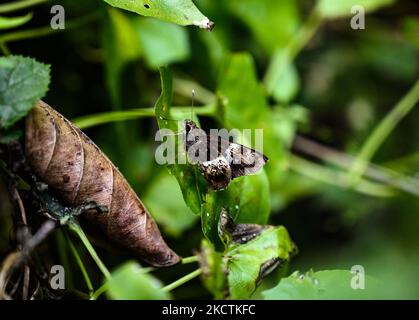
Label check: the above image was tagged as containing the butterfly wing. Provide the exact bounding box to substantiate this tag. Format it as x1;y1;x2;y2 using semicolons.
207;135;268;179
184;120;268;189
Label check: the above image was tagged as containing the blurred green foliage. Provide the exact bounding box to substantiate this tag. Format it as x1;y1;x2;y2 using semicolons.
0;0;419;300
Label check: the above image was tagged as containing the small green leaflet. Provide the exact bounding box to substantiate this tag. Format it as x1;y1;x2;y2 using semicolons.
103;0;214;30
0;12;32;30
106;261;170;300
0;56;50;129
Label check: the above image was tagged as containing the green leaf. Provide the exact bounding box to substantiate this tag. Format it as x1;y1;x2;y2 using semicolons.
133;17;190;69
318;0;396;18
143;171;198;237
201;174;270;251
0;55;50;129
199;213;296;299
263;270;383;300
106;261;170;300
236;172;270;224
226;226;296;299
271;105;309;148
218;53;285;166
155;67;207;214
228;0;300;54
219;53;269;129
0;12;32;30
201;188;240;251
269;54;300;104
103;0;214;29
264;49;301;104
218;53;286;205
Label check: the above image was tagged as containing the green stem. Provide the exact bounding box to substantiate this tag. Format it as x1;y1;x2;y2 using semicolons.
0;12;99;44
65;231;94;295
73;105;217;130
287;6;323;59
349;79;419;184
162;268;202;293
0;42;11;56
294;135;419;196
68;221;111;280
140;266;155;273
0;0;49;13
90;283;108;300
290;155;395;197
181;256;199;265
55;230;74;289
74;108;155;129
264;6;322;90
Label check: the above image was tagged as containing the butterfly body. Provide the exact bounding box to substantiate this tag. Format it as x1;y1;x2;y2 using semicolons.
183;120;268;190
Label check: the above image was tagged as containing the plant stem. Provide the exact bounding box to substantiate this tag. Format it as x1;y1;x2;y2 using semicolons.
288;6;323;60
0;42;10;56
141;266;156;273
0;12;100;44
264;6;322;90
74;108;155;129
290;155;395;197
181;256;199;265
161;268;202;293
73;105;217;130
349;79;419;185
90;283;108;300
65;231;94;295
293;135;419;196
68;221;111;280
0;0;49;13
55;230;74;289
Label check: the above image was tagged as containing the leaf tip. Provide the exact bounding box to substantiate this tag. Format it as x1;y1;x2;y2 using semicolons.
194;17;215;31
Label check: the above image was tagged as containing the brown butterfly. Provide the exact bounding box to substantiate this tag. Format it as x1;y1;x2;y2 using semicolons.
183;120;268;190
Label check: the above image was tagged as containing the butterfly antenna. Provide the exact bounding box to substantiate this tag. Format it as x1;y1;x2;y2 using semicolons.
191;89;196;120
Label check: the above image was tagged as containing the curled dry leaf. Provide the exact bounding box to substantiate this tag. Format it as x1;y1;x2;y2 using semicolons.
24;101;180;267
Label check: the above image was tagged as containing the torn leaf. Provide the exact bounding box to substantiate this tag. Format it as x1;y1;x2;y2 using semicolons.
199;209;297;299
